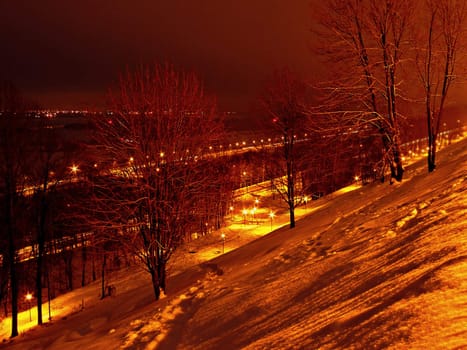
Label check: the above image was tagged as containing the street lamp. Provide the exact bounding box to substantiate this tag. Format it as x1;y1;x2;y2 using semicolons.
269;211;275;232
303;196;309;209
70;165;79;177
251;207;257;223
242;209;248;225
221;233;226;253
25;293;32;321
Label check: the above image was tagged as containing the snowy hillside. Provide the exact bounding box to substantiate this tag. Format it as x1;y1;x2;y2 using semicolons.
1;137;466;349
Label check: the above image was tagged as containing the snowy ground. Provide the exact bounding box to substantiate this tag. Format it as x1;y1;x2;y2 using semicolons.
1;136;466;349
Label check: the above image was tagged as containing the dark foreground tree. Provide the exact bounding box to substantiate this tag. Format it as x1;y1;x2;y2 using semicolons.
0;81;29;337
91;63;223;300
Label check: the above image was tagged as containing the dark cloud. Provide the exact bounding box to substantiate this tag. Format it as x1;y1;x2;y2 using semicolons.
0;0;315;110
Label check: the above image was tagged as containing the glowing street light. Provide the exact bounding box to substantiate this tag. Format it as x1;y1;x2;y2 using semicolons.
70;165;79;175
251;207;257;220
303;195;309;209
242;209;248;225
269;211;275;232
25;293;32;321
221;233;226;253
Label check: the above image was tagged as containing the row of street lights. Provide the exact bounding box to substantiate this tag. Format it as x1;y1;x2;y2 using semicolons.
232;194;314;228
220;210;276;253
221;190;323;254
60;125;467;187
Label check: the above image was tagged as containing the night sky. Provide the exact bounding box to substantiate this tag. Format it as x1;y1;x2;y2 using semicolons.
0;1;316;111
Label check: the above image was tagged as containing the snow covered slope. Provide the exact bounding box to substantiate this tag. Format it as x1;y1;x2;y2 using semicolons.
2;138;466;349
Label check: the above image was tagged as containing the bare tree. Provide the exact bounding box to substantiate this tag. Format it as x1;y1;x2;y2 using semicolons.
313;0;414;182
415;0;466;172
261;68;310;228
91;63;223;300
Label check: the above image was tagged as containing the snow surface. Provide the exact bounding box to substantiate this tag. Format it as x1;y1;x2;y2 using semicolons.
1;137;467;349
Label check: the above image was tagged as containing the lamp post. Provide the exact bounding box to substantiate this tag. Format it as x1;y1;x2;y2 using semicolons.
221;233;225;253
269;211;275;232
242;209;248;225
25;293;32;322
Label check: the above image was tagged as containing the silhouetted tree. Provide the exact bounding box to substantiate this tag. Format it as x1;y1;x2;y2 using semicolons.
0;81;29;337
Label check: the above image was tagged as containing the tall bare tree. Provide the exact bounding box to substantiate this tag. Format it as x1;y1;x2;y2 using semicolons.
415;0;466;172
91;63;223;300
261;68;310;228
314;0;414;182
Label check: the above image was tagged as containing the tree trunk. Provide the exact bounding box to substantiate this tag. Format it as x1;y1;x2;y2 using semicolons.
289;206;295;229
36;195;47;325
150;267;161;300
158;261;166;293
428;132;436;172
6;190;18;337
8;251;18;338
100;253;107;299
428;150;436;172
392;143;404;182
81;239;87;287
36;246;43;325
286;135;296;229
46;266;52;321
